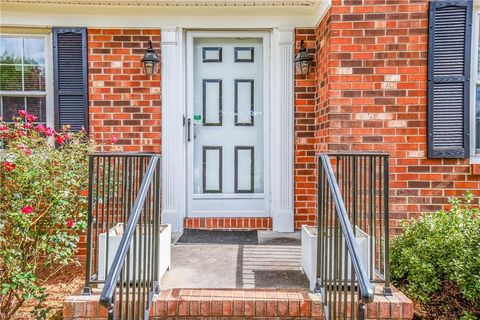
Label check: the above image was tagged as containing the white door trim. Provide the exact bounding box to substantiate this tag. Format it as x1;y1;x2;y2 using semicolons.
161;27;186;233
161;27;295;232
270;27;295;232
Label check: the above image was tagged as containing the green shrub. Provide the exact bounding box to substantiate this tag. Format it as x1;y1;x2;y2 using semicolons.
391;192;480;318
0;111;94;319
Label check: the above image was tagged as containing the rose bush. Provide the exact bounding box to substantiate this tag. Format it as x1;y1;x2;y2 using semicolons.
0;111;93;319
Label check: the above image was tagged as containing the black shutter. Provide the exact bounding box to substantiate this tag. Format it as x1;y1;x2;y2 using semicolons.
427;0;472;158
53;28;88;132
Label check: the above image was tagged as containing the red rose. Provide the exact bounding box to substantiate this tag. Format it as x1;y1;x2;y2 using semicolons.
110;135;118;144
23;122;33;129
21;205;34;214
35;124;45;133
26;114;37;122
56;135;65;145
66;219;75;228
18;110;27;117
44;127;55;137
0;125;8;132
3;161;16;172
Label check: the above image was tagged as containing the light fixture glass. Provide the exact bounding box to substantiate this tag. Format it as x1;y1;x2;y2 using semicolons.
294;40;313;75
141;40;159;76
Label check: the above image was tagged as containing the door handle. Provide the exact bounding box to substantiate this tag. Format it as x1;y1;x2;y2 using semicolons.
187;118;191;142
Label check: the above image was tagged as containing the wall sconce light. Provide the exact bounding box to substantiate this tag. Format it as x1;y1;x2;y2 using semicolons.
141;40;159;76
294;40;313;75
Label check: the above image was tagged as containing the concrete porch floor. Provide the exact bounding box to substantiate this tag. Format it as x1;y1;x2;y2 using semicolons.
161;230;309;289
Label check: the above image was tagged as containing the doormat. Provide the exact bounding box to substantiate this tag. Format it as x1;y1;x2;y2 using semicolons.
177;229;258;245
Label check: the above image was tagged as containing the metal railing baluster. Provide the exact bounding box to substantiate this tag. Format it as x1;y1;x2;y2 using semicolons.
82;153;161;319
316;152;390;319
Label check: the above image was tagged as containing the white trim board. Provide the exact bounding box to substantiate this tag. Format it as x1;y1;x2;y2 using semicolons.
0;2;331;28
161;27;295;232
161;28;186;233
471;7;479;161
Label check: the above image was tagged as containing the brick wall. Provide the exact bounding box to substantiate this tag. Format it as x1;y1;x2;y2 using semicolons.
315;0;480;235
88;29;161;153
315;10;332;155
294;29;318;229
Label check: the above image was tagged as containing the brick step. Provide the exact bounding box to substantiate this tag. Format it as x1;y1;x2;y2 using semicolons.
150;288;321;318
64;286;413;319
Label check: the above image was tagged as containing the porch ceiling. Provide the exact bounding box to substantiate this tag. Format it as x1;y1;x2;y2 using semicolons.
0;0;318;6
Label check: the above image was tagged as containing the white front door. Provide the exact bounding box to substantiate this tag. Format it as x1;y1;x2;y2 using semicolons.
186;31;269;218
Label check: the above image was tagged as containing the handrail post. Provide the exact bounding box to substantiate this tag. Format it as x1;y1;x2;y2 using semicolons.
82;155;95;295
153;158;161;294
383;155;393;296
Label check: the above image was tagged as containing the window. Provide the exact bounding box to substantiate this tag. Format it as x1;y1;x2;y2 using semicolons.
0;34;51;124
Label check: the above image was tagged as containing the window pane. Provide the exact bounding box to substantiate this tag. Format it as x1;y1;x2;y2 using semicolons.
0;65;23;91
23;66;45;91
0;36;22;64
23;37;45;65
2;96;25;122
26;96;46;123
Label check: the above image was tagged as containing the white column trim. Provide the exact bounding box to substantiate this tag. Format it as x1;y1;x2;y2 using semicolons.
270;27;295;232
161;27;185;232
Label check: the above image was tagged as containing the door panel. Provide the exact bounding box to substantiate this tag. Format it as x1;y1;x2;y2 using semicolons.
188;35;267;217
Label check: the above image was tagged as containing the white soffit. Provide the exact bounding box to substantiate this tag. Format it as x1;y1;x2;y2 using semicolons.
0;0;330;28
1;0;318;6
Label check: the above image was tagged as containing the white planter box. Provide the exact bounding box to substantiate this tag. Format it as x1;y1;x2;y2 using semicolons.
301;225;370;291
98;223;171;283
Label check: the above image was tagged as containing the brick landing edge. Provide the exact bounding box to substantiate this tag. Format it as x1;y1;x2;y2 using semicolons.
184;217;272;230
63;286;413;319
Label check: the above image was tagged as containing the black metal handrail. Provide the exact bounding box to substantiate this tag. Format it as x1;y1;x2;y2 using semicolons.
99;155;161;319
316;153;374;320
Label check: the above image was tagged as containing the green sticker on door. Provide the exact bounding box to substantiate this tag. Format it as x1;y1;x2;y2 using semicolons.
194;114;202;124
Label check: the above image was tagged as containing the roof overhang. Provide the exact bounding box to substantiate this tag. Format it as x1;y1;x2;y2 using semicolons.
1;0;318;6
0;0;330;29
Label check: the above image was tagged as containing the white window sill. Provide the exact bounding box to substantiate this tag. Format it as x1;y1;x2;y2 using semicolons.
470;156;480;164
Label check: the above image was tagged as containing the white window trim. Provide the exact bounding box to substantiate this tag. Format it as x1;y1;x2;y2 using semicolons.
0;31;54;128
471;6;480;163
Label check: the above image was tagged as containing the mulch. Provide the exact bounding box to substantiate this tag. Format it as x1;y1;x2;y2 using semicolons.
412;281;480;320
13;263;84;320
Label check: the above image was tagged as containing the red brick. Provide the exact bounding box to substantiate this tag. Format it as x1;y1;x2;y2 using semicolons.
222;299;233;316
244;300;255;316
233;299;244;316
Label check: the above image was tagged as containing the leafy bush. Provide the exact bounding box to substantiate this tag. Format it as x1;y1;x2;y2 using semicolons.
0;111;93;319
391;192;480;319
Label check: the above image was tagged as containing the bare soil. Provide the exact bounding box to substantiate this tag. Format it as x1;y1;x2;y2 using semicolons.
13;264;84;320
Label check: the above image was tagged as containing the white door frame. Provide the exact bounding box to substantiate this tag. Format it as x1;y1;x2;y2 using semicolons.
186;30;271;218
161;27;295;232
